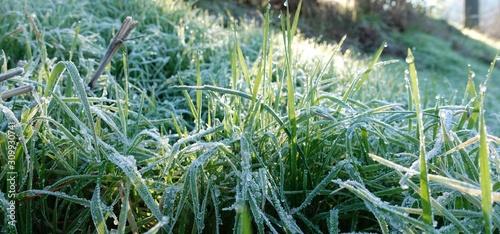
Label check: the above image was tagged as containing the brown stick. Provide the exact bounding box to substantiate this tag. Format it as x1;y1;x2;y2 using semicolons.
1;85;33;100
88;16;137;88
0;68;24;82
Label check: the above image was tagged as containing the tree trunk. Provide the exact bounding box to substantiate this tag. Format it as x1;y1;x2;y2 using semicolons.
465;0;479;28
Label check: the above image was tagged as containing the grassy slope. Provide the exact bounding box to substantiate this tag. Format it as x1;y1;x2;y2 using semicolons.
200;0;500;132
0;0;499;233
396;23;500;125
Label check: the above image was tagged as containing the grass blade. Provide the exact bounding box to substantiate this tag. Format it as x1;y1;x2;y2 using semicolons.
337;42;386;113
68;21;80;62
107;152;164;229
44;62;66;98
251;5;270;105
59;61;101;159
16;190;90;207
177;77;198;126
290;0;302;38
354;42;386;91
406;49;433;226
236;41;251;89
478;110;493;233
91;183;108;234
333;179;436;233
327;209;339;234
196;56;202;130
281;3;299;192
476;55;497;234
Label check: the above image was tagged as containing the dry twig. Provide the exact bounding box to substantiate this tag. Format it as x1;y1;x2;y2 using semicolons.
0;68;33;100
88;16;137;88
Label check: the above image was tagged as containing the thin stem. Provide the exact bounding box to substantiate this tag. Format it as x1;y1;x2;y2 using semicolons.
88;16;137;88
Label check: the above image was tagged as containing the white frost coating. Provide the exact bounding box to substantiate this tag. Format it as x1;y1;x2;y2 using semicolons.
107;152;164;226
401;109;454;187
137;128;171;149
480;84;487;93
127;156;137;166
81;126;87;135
336;180;411;230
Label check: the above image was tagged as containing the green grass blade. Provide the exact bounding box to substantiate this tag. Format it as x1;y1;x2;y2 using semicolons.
476;55;497;234
405;74;413;133
354;42;386;91
61;61;100;158
236;42;251;89
91;183;108;234
107;152;164;227
44;62;66;97
177;77;198;126
196;56;202;130
1;50;6;72
65;21;81;97
290;0;302;38
68;21;80;62
461;65;477;106
478;109;493;233
327;209;339;234
251;60;264;105
281;5;299;192
240;202;253;234
16;190;90;207
117;52;129;138
406;49;432;226
251;5;270;105
337;42;386;113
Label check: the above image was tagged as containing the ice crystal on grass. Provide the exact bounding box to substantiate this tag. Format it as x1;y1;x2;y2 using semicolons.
107;153;164;227
91;184;108;233
162;185;181;215
266;179;302;233
401;109;455;188
292;161;344;214
169;144;225;233
333;179;438;232
328;209;339;234
210;185;223;232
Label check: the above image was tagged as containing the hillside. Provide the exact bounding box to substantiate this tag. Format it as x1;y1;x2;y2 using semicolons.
197;0;500;131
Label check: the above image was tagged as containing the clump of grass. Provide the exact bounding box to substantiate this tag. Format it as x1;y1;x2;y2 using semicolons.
1;0;499;233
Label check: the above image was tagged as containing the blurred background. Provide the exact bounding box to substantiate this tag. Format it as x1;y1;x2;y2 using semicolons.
199;0;500;60
440;0;500;38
